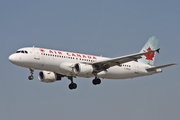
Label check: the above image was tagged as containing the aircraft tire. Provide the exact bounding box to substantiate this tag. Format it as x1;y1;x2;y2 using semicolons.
92;78;101;85
69;83;77;90
92;79;97;85
97;78;101;84
72;83;77;89
28;76;34;80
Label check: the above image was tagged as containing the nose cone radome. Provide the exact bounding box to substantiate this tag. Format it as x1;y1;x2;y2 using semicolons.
9;54;16;63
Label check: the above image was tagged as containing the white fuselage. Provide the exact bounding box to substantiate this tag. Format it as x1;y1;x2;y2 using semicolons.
9;47;160;79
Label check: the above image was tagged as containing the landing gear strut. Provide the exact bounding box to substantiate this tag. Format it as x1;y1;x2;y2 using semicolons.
28;68;34;80
68;76;77;90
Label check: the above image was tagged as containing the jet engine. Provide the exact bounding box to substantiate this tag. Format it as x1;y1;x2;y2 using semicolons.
73;63;94;77
38;71;62;83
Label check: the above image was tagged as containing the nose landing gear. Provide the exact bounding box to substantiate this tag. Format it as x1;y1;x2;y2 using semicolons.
28;68;34;80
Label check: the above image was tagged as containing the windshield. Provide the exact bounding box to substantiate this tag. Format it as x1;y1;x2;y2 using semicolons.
16;50;28;54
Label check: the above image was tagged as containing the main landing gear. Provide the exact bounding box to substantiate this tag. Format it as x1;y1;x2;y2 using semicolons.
68;76;77;90
92;77;101;85
28;68;34;80
67;76;101;90
92;73;101;85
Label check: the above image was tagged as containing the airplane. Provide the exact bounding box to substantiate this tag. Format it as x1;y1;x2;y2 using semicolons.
9;36;176;90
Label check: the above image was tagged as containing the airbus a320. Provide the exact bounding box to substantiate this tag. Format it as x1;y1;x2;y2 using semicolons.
9;36;176;90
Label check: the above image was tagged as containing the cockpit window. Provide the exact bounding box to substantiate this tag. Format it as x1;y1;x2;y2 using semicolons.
16;50;28;54
16;51;21;53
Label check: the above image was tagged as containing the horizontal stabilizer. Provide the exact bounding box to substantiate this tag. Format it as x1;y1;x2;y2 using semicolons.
146;63;177;71
156;48;160;53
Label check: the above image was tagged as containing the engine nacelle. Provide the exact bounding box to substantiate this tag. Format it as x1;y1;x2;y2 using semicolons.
73;63;94;77
38;71;61;83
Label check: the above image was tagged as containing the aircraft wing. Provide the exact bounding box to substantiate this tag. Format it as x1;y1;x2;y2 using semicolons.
92;50;156;72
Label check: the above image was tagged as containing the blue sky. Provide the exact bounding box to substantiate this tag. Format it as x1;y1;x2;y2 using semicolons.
1;0;179;120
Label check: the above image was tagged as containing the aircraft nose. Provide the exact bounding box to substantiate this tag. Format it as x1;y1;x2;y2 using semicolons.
9;54;16;63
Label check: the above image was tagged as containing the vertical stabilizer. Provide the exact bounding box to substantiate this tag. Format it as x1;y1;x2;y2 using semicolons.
138;36;159;66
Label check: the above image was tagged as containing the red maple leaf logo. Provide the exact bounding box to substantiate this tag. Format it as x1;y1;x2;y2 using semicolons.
143;47;155;60
40;49;45;52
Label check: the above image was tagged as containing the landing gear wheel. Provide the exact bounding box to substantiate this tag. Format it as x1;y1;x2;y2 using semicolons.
92;78;101;85
97;78;101;84
28;76;34;80
92;79;97;85
72;83;77;89
69;83;77;90
69;84;73;90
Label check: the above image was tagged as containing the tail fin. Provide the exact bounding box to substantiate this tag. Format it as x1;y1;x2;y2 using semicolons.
138;36;159;66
